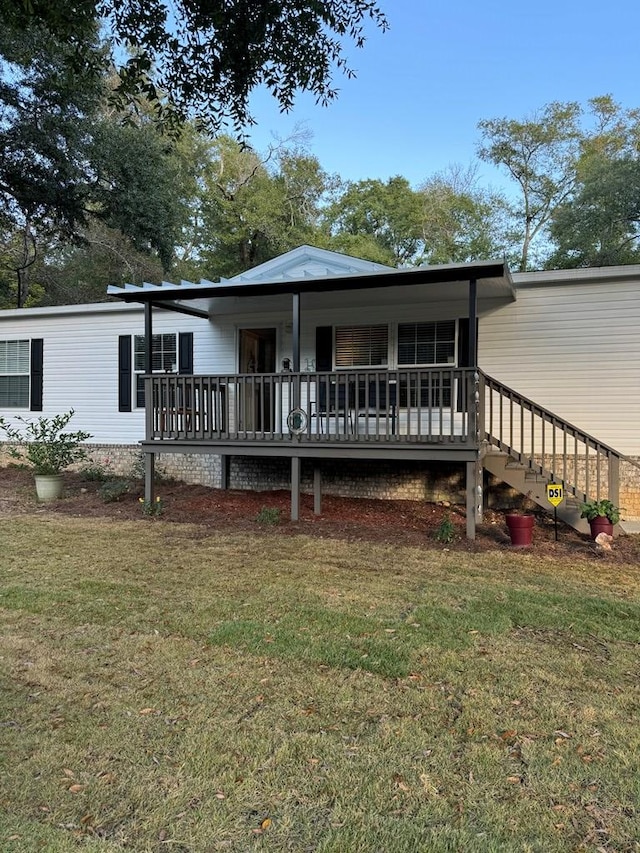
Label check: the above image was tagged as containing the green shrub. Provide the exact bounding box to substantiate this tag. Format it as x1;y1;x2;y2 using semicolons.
256;506;281;526
80;460;112;482
98;479;130;503
580;499;620;524
139;496;164;516
0;410;91;475
434;514;456;544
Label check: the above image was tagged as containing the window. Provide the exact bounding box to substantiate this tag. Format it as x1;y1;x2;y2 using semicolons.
0;340;30;408
397;321;456;366
335;325;388;368
397;322;456;408
134;333;177;407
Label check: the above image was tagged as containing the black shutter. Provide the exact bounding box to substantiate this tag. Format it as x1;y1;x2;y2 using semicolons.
30;338;43;411
457;318;479;411
457;318;478;367
315;326;332;371
118;335;132;412
178;332;193;374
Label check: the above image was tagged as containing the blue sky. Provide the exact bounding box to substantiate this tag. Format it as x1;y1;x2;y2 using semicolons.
246;0;640;192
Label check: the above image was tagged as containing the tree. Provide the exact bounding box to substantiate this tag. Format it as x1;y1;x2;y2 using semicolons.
478;101;582;270
0;22;104;305
188;136;331;279
326;177;425;266
5;1;388;133
547;154;640;268
418;165;511;264
36;222;166;306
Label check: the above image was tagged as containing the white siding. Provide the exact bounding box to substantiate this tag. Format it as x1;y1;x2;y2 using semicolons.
479;278;640;456
0;304;222;445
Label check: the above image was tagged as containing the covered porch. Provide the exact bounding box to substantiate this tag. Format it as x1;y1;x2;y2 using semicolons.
108;252;515;538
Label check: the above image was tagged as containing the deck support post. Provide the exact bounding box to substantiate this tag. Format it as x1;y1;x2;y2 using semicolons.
291;456;301;521
313;466;322;515
144;451;155;505
219;454;230;490
466;460;477;540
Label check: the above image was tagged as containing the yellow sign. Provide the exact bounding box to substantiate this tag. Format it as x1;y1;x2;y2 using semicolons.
546;483;564;507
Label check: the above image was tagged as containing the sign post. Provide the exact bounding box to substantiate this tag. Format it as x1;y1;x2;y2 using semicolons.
546;483;564;540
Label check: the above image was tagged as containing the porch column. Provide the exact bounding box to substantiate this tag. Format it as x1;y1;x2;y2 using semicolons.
292;292;301;371
291;456;301;521
468;278;477;367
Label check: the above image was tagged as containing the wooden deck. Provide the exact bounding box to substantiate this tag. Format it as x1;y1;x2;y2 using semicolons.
144;368;481;459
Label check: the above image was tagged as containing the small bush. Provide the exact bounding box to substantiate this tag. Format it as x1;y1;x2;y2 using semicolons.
98;479;130;503
256;506;281;526
80;460;112;482
130;452;167;483
434;514;456;544
139;496;164;517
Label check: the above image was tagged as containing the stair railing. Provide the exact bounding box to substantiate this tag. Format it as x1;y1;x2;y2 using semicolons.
479;372;639;507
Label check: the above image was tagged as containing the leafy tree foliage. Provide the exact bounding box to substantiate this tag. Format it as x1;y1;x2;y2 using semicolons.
548;154;640;268
478;101;582;270
419;166;511;264
547;98;640;268
326;177;425;266
0;22;104;305
182;136;332;279
5;1;388;133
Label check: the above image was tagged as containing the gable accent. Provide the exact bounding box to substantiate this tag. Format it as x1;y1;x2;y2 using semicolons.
30;338;43;411
118;335;132;412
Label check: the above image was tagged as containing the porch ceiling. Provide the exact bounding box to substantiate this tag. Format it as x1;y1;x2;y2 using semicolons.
107;259;515;317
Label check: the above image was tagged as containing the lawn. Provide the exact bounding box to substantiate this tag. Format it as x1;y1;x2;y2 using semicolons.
0;513;638;852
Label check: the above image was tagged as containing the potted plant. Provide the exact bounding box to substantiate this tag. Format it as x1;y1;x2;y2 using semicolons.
0;410;92;500
580;499;620;539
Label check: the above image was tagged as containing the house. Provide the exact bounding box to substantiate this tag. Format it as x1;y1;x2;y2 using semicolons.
1;246;639;536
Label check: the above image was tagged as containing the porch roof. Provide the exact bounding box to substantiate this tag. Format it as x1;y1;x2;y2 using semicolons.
107;258;515;317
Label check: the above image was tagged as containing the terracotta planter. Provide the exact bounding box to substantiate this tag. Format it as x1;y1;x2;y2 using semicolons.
34;474;64;501
588;516;614;540
505;513;535;548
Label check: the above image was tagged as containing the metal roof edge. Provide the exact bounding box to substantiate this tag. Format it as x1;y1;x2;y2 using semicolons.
0;301;142;320
513;264;640;288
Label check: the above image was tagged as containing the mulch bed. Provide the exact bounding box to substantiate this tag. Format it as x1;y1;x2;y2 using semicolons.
2;466;639;562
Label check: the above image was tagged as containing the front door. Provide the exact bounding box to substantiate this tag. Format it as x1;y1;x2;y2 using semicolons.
238;328;277;431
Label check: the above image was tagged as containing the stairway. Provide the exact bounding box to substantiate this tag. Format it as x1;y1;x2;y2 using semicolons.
478;371;636;535
482;449;589;534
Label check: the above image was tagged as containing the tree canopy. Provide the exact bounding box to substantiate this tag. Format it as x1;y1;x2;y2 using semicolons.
4;1;388;133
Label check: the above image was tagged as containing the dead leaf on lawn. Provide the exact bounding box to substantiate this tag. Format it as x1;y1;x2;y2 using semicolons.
68;784;84;793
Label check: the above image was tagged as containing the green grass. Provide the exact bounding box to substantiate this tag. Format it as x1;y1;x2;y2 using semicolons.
0;515;638;851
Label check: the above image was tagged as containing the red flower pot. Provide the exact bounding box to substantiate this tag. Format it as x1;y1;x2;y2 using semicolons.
505;514;535;548
588;516;614;540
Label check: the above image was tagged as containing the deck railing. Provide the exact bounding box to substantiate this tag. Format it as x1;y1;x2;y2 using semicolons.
481;372;627;505
145;368;479;446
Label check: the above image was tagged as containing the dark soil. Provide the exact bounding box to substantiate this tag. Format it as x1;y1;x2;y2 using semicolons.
2;466;639;562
